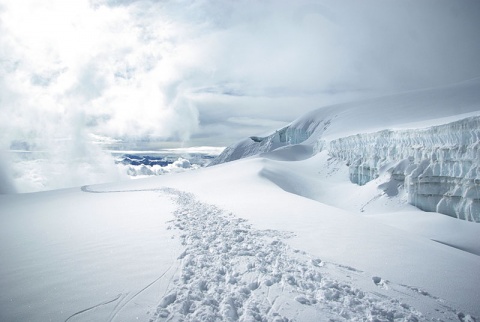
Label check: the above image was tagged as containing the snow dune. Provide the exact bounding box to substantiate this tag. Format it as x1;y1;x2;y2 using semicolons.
1;79;480;321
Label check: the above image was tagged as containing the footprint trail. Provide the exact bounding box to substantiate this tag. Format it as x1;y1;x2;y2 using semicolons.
151;188;469;322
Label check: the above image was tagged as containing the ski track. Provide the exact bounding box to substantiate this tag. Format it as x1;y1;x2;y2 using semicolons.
151;188;470;322
64;293;123;322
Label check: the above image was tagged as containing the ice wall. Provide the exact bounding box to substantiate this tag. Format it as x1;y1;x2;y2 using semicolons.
328;117;480;222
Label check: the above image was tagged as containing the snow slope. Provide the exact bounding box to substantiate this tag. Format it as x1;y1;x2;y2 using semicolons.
1;79;480;321
211;78;480;222
212;78;480;165
1;154;480;321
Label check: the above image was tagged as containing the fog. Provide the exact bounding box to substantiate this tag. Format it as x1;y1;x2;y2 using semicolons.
1;0;480;192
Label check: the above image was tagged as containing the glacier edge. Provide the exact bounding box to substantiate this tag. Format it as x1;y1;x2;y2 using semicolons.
328;116;480;222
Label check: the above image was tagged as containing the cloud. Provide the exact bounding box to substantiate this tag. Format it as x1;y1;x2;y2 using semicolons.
3;0;480;143
1;0;480;191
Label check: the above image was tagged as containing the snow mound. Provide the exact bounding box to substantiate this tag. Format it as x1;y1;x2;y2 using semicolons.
260;144;314;162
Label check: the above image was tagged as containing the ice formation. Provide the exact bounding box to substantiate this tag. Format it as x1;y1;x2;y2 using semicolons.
211;79;480;222
210;118;327;166
328;117;480;222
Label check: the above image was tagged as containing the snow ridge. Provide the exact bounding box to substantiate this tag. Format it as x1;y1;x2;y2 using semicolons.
211;78;480;167
209;114;331;166
328;116;480;222
210;77;480;222
150;188;462;322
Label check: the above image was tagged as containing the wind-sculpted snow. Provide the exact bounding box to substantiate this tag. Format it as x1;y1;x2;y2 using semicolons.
150;188;470;321
210;79;480;221
329;116;480;222
210;122;326;166
211;78;480;166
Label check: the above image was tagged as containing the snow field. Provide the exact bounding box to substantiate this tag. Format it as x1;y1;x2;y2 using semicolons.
151;188;466;322
1;157;479;321
77;153;480;318
0;188;180;322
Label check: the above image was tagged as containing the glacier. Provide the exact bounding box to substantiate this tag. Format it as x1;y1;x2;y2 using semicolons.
209;116;333;166
211;79;480;222
328;116;480;222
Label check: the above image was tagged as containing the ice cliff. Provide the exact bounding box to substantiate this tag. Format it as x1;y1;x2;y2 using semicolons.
328;117;480;222
211;79;480;221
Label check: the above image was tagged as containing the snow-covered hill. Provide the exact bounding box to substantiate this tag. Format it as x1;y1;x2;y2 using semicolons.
1;79;480;322
211;78;480;165
211;78;480;222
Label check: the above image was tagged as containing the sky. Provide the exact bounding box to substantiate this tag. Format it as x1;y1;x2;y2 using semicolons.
1;0;480;192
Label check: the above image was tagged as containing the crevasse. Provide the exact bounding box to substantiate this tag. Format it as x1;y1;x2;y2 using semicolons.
328;116;480;222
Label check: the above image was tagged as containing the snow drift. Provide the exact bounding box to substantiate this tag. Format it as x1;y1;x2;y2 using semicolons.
211;78;480;222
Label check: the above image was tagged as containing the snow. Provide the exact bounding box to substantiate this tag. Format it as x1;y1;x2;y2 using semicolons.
212;78;480;223
0;188;179;321
212;77;480;165
1;79;480;321
328;116;480;221
3;152;479;321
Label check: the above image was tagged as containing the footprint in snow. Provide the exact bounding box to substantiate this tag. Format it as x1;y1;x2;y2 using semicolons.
372;276;389;290
149;188;439;322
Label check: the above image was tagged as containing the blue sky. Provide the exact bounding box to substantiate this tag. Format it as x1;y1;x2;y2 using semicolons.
1;0;480;151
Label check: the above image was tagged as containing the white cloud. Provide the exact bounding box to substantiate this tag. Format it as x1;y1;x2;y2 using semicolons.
3;0;480;145
1;0;479;192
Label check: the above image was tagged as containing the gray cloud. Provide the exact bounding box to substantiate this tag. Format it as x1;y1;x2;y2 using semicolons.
1;0;480;191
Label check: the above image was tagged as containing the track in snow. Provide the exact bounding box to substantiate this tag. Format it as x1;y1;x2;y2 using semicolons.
79;185;472;321
150;188;469;322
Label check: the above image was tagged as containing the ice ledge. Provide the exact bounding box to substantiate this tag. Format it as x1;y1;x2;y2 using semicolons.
328;116;480;222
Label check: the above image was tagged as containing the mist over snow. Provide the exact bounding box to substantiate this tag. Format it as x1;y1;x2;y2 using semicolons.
1;0;480;192
2;2;480;320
